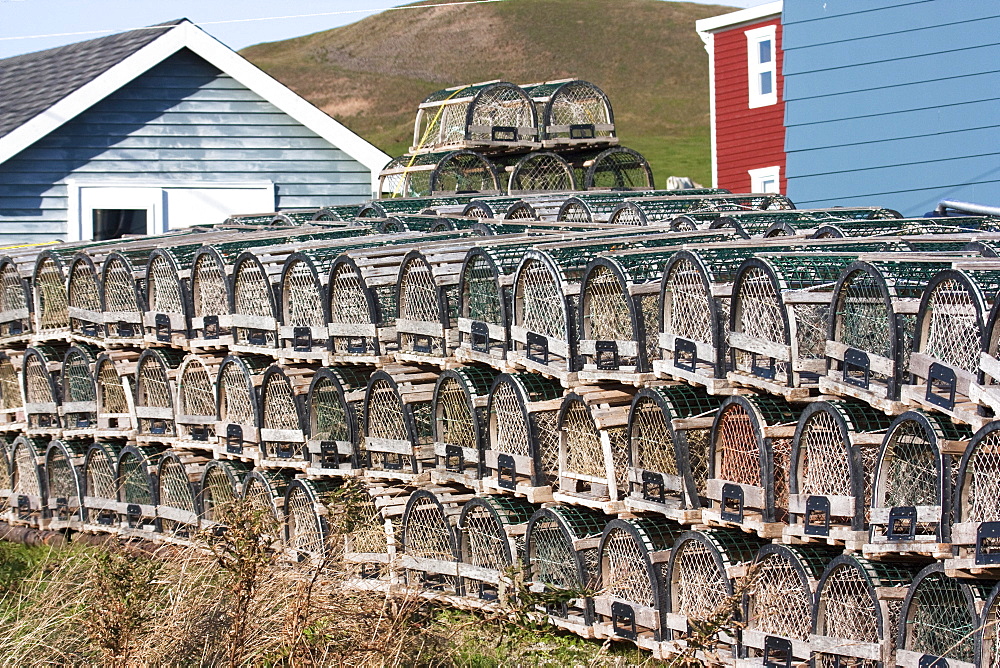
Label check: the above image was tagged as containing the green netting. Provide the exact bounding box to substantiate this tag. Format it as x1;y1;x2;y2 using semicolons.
778;544;844;580
479;494;538;525
829;400;894;434
507;372;563;403
626;517;686;552
816;216;999;238
745;395;804;426
551;504;607;539
646;384;724;420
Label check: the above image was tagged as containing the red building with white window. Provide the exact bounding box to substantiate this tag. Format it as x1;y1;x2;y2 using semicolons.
696;2;785;194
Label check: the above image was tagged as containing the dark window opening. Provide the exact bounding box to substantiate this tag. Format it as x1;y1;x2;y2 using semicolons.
93;209;147;240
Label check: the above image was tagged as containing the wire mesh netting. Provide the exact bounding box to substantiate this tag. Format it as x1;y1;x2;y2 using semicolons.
744;547;821;643
158;455;198;534
119;451;154;506
282;259;325;328
833;267;894;389
505;153;575;193
903;569;979;662
285;481;328;559
178;357;216;419
732;266;788;380
716;402;761;488
97;357;130;416
961;427;1000;523
517;258;565;340
920;272;1000;375
34;256;68;332
46;443;81;511
262;370;303;457
218;360;257;428
85;443;120;503
201;461;246;522
562;399;608;481
101;255;141;323
147;254;185;316
662;256;713;347
67;257;101;333
136;353;174;435
880;417;939;510
329;260;377;355
192;251;230;322
233;256;277;347
0;357;19;412
581;264;635;362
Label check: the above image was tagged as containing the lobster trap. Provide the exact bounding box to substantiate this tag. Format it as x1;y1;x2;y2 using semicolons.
808;215;998;239
894;563;990;668
457;494;537;602
786;400;892;548
0;437;10;505
977;581;1000;667
728;253;858;400
718;206;901;239
327;254;392;364
229;251;281;355
664;529;765;657
190;245;236;347
66;252;103;342
400;486;471;595
215;354;269;459
284;478;338;562
739;543;840;667
100;250;146;344
524;79;617;149
44;439;86;530
0;352;23;432
461;197;536;220
58;343;100;438
948;421;1000;575
144;248;194;348
822;259;952;414
22;344;67;435
339;479;408;582
259;364;312;466
395;248;465;365
278;251;334;361
523;504;607;634
362;365;438;481
82;440;123;529
199;459;251;525
412;81;538;154
907;268;1000;427
243;469;291;548
31;250;70;342
867;410;971;559
156;452;202;540
572;147;654;191
483;371;564;501
134;348;184;444
553;385;635;512
305;366;369;474
704;395;803;538
593;517;684;647
498;151;577;194
625;384;724;522
358;195;477;217
94;350;138;436
555;191;676;223
174;353;223;447
0;256;31;344
8;436;47;526
809;554;924;667
379;151;501;198
116;444;164;534
431;367;497;488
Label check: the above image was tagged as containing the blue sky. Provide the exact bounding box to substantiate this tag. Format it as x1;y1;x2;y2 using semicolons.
0;0;768;59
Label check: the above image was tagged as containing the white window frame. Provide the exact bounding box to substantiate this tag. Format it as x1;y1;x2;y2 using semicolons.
746;25;777;109
748;166;781;194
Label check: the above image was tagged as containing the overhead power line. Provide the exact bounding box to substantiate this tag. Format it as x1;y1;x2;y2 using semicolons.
0;0;504;42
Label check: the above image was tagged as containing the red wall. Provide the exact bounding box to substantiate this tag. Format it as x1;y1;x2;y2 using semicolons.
713;17;786;193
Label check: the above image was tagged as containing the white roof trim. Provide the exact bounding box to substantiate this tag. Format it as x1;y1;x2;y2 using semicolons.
695;1;782;34
0;20;392;193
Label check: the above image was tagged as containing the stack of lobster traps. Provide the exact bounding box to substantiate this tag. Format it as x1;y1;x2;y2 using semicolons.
9;189;1000;664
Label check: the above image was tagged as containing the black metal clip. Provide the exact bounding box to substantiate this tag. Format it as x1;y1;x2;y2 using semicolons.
82;323;99;338
595;340;619;370
471;321;490;353
126;503;142;526
886;506;917;540
412;335;433;354
491;126;518;142
843;348;870;389
611;602;637;640
116;321;134;338
275;442;294;459
248;328;266;346
346;336;366;354
976;521;1000;565
150;419;167;435
751;352;776;380
226;424;243;454
293;327;312;352
204;315;219;339
497;454;517;491
569;124;596;140
926;362;957;410
720;483;744;523
918;655;948;668
641;470;666;504
526;332;549;364
804;496;832;536
674;338;698;373
763;635;793;668
8;320;22;335
444;444;464;472
155;313;171;342
190;425;208;442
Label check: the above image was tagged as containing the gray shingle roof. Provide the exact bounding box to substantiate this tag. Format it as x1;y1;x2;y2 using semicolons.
0;19;185;139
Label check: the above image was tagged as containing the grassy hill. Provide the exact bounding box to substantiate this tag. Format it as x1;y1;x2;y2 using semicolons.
241;0;735;187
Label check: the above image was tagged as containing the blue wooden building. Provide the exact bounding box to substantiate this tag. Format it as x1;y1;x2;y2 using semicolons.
0;19;390;243
781;1;1000;215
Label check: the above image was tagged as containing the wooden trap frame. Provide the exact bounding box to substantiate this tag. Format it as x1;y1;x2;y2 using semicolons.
483;371;564;501
259;364;313;467
304;366;369;475
144;247;196;349
243;469;291;549
199;459;251;527
229;250;282;356
43;439;86;530
66;251;104;343
739;543;840;667
22;344;67;436
30;250;70;342
100;250;146;345
523;79;617;149
949;421;1000;575
327;253;392;365
58;343;100;439
728;253;858;400
82;440;124;530
907;267;1000;428
866;410;971;560
174;353;223;447
399;486;472;596
215;354;269;459
361;366;438;481
284;478;338;563
664;528;765;659
431;367;497;489
497;151;577;194
394;247;466;366
821;259;952;414
785;400;892;549
655;248;758;392
156;451;203;541
379;151;501;198
411;81;539;154
625;384;724;522
457;494;538;602
571;146;655;191
8;435;48;527
0;352;25;432
0;256;32;345
809;554;924;667
134;347;184;444
523;504;607;635
553;385;635;512
115;444;164;536
894;563;990;668
592;517;684;648
94;350;138;437
704;395;804;538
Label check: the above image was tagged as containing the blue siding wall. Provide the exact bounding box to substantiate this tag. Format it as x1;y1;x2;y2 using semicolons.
0;49;373;243
782;1;1000;215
